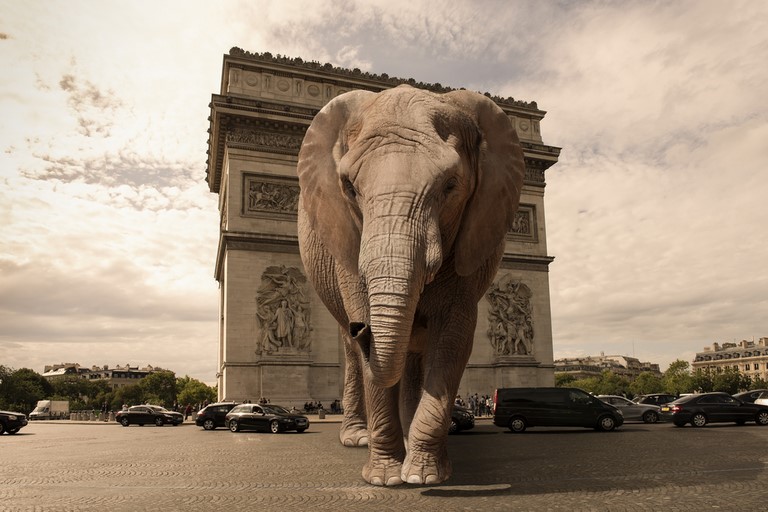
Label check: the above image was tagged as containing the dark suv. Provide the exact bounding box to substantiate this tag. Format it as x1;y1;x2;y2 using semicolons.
195;402;238;430
493;387;624;432
0;410;29;435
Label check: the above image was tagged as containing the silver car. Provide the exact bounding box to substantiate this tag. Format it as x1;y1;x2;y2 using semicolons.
597;395;661;423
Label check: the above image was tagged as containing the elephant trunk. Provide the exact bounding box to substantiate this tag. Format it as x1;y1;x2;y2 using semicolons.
354;217;440;388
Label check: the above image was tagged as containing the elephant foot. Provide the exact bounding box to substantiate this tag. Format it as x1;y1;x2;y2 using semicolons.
362;454;404;486
339;423;369;447
401;449;451;485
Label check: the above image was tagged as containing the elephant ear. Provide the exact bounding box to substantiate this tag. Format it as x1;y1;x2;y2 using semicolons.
297;90;375;275
445;90;526;276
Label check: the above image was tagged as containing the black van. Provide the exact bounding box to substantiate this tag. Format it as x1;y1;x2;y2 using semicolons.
493;387;624;433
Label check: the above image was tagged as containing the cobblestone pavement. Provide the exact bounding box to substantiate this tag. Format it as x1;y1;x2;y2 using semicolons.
2;419;767;511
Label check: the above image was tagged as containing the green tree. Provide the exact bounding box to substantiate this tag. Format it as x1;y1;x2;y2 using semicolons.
712;367;749;394
176;376;216;408
139;371;177;408
555;373;576;387
629;371;663;396
0;365;15;410
662;359;693;395
6;368;53;412
691;368;714;393
113;384;144;410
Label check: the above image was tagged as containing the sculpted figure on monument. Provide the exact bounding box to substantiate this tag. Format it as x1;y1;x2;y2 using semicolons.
255;266;311;353
297;85;525;485
486;277;534;356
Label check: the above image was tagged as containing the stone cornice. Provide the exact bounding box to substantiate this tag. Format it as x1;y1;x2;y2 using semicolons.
499;253;555;272
228;47;542;112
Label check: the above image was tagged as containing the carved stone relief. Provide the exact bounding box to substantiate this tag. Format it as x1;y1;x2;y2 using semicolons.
255;265;312;354
486;275;534;357
506;204;537;242
244;175;299;216
226;128;303;152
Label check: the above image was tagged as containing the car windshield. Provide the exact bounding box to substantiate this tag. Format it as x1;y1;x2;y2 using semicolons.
263;405;290;414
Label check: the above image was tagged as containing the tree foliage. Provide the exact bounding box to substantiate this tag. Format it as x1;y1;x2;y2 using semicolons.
176;376;217;407
139;370;178;408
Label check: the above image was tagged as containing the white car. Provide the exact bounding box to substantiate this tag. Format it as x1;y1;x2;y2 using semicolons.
597;395;661;423
754;391;768;407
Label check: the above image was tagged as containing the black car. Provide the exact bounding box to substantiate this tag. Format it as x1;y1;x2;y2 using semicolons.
0;410;28;435
633;393;678;407
733;389;768;403
195;402;237;430
660;392;768;427
115;405;184;427
226;403;309;433
449;405;475;434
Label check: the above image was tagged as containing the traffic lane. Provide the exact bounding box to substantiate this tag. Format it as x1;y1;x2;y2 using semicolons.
2;421;768;511
448;422;768;496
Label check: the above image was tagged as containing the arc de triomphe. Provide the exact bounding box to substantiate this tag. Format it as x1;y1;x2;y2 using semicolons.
205;48;560;404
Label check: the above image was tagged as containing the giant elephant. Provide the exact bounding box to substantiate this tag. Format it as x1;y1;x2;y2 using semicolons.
297;85;525;485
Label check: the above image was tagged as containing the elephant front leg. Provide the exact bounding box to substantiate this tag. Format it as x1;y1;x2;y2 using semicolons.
362;378;405;486
401;330;473;484
340;329;369;447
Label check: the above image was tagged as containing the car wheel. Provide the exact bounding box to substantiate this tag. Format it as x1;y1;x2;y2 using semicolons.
8;428;19;434
509;416;527;433
155;417;164;427
229;420;240;432
0;423;5;435
597;415;617;432
691;413;707;427
270;420;280;434
203;419;216;430
448;419;458;434
756;411;768;426
120;417;130;427
642;411;659;424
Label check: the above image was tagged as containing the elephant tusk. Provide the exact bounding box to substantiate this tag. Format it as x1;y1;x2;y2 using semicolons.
351;322;371;361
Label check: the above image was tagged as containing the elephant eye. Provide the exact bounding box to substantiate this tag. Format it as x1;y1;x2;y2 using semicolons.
342;178;357;199
444;177;458;194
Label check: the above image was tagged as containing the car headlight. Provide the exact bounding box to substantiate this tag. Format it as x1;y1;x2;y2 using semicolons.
8;415;17;420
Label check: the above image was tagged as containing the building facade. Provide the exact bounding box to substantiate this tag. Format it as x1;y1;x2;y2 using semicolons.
205;48;561;404
42;363;166;389
554;354;662;380
692;338;768;381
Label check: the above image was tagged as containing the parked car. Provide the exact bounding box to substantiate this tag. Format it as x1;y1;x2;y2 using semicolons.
597;395;661;423
449;405;475;434
659;392;768;427
226;403;309;433
733;389;768;403
195;402;238;430
115;405;184;427
0;410;28;435
493;387;624;433
633;394;678;407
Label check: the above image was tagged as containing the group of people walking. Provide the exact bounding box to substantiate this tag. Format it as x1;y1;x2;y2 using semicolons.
455;393;495;416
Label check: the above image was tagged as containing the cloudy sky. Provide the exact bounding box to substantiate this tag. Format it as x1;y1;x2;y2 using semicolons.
1;0;766;383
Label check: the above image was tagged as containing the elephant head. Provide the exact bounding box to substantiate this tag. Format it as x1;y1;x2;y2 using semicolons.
297;85;524;388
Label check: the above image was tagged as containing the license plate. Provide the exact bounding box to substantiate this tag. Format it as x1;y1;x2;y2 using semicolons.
661;406;670;412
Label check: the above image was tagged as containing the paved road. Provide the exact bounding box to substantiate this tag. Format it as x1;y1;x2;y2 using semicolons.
2;418;767;511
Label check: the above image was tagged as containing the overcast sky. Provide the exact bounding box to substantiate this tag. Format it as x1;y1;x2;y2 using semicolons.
1;0;766;383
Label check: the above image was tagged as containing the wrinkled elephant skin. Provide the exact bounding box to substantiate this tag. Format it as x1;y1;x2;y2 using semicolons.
297;85;524;485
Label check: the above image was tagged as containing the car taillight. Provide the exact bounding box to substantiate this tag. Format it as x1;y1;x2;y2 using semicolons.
671;405;681;413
